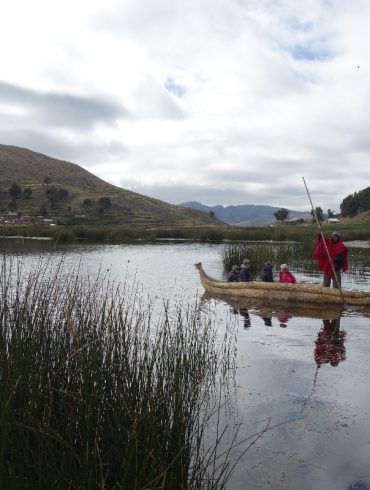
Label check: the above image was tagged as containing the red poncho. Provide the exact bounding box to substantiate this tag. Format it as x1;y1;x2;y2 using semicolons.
314;321;346;367
313;235;348;280
279;271;296;283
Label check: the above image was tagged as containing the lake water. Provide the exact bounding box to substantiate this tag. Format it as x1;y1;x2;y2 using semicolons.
2;239;370;490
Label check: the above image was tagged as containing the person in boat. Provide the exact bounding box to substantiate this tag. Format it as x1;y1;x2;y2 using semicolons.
313;231;348;288
239;258;252;282
227;265;240;282
279;264;296;284
261;261;273;282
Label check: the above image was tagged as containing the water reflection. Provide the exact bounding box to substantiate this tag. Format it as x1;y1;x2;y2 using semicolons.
314;317;346;367
207;292;344;323
1;241;370;489
213;294;350;369
239;307;251;329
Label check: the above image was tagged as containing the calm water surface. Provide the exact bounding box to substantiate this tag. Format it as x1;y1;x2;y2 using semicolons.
3;239;370;490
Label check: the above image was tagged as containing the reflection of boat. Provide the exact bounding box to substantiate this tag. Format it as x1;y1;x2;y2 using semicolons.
195;262;370;306
201;292;343;321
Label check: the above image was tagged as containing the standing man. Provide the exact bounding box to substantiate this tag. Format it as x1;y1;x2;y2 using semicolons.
314;231;348;288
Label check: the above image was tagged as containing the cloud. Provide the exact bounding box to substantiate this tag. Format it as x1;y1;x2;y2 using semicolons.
0;80;129;129
1;0;370;211
0;128;127;166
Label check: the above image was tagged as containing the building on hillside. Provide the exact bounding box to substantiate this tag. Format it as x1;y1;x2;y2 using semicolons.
324;218;340;224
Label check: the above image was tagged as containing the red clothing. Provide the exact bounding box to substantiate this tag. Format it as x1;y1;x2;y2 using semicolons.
314;320;346;367
313;235;348;280
279;271;296;283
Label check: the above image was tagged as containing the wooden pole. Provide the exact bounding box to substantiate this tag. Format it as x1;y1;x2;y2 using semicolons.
302;177;344;302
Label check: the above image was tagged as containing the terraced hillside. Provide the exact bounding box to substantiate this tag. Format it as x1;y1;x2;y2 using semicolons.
0;145;220;227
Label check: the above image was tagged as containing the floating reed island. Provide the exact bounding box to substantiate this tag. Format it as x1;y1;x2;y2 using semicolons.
195;262;370;306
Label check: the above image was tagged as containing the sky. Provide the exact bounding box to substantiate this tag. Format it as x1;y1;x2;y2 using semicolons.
1;0;370;212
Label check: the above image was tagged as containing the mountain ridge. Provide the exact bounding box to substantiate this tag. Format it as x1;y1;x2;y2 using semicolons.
180;201;307;226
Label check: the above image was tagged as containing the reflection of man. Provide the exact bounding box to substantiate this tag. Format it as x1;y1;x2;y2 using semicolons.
314;318;346;367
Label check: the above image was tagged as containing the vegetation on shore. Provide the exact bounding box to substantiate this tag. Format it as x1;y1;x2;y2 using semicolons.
0;259;243;489
2;221;370;245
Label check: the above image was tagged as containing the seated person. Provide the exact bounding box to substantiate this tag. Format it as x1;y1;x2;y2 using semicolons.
279;264;296;283
240;258;252;282
261;261;273;282
228;265;240;282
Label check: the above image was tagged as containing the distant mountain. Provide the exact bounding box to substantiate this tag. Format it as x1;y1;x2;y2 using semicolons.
0;145;221;227
180;201;307;226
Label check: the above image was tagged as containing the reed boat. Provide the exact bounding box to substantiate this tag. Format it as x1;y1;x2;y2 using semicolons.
195;262;370;306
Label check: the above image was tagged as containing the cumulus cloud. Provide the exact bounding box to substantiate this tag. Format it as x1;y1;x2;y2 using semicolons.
1;0;370;211
0;80;129;129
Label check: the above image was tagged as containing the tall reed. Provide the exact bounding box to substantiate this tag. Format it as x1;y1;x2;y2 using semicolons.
0;258;238;489
221;240;370;279
221;240;316;277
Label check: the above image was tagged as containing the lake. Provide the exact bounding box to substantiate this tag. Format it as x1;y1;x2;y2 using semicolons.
2;239;370;490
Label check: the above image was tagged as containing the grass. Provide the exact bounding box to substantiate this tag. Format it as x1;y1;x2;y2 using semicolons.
0;258;241;489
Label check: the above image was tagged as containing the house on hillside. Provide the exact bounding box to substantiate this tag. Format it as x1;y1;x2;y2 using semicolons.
324;218;340;224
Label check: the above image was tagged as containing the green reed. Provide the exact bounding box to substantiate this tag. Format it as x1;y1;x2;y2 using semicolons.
221;240;370;279
221;240;316;277
0;259;239;489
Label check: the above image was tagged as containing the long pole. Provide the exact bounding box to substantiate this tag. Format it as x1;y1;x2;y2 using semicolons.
302;177;344;302
2;220;5;302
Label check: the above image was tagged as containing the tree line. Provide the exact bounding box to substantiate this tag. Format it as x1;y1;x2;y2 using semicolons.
340;186;370;217
273;207;335;223
2;178;113;217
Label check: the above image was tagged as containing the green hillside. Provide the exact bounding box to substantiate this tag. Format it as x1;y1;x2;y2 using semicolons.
0;145;219;227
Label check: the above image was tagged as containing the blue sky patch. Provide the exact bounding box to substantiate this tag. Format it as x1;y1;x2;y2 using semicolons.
290;44;329;61
164;77;187;98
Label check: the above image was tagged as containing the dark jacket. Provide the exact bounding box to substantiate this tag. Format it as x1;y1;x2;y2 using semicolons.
261;262;273;282
240;264;252;282
227;270;240;282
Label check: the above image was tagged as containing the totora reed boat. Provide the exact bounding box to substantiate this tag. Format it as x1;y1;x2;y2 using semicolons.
194;262;370;306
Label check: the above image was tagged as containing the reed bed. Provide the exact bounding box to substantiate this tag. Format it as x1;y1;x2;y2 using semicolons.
221;240;318;277
221;241;370;280
3;222;370;244
0;259;239;489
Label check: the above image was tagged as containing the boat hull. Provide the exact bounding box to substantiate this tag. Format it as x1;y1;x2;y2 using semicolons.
194;263;370;306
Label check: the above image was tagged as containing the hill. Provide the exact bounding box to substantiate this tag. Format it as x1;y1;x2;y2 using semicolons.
181;201;306;226
0;145;221;227
345;210;370;224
